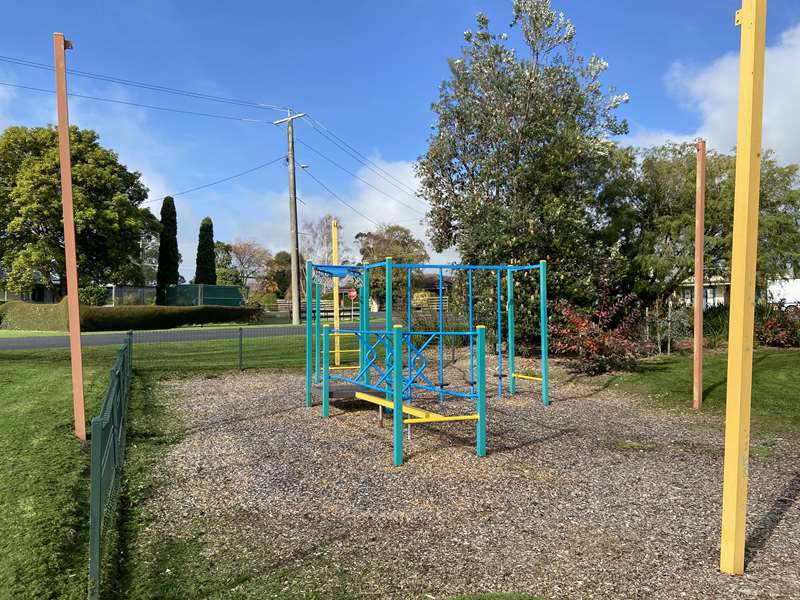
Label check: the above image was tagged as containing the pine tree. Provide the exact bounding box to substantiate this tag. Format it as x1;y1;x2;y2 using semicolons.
155;197;180;305
194;217;217;285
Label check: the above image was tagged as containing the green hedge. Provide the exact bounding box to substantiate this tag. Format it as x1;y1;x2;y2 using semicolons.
0;300;69;331
0;299;259;332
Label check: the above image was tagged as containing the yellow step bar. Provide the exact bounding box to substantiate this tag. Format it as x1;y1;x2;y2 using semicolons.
512;372;542;382
403;414;479;425
354;392;478;425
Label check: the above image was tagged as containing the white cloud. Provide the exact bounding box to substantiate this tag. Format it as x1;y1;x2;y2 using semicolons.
623;23;800;164
305;155;458;265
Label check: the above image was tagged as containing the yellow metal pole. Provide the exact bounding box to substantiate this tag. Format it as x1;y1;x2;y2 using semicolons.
54;33;86;441
693;139;706;410
332;218;341;366
720;0;767;576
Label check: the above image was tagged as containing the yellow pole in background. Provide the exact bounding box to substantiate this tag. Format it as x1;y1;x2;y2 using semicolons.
720;0;767;575
332;218;341;366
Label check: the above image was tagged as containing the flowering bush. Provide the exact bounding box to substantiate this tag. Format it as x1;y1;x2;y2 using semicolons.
756;302;800;347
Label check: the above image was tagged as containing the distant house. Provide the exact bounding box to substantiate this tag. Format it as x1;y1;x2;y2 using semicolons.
676;274;800;308
675;276;729;309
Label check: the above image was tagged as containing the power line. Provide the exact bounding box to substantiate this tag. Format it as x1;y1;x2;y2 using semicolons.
299;167;379;226
303;115;426;203
0;55;290;112
0;81;276;123
142;155;287;205
295;137;425;215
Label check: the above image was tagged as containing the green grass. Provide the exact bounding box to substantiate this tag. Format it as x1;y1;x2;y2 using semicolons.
0;329;68;338
0;352;107;599
617;347;800;433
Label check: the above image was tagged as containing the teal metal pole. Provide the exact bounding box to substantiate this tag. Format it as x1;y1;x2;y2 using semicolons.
507;268;516;395
359;265;367;377
362;267;371;386
314;282;321;384
385;257;393;401
539;260;550;407
322;324;330;417
476;326;487;457
392;325;404;466
88;417;102;599
496;270;502;399
305;260;313;407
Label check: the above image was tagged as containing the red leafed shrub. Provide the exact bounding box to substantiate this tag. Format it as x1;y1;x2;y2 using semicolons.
756;302;800;347
549;272;651;374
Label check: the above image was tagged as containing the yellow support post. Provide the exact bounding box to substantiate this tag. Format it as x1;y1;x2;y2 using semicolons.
720;0;767;576
332;218;341;366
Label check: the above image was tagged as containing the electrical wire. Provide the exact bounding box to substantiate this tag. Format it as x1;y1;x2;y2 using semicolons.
0;81;276;123
303;115;426;203
295;137;424;215
299;167;379;226
142;155;287;205
0;55;290;112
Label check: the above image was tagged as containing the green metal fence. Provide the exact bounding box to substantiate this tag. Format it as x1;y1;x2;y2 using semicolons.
165;283;244;306
88;332;133;600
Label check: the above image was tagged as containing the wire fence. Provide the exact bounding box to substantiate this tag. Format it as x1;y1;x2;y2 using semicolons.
88;333;132;600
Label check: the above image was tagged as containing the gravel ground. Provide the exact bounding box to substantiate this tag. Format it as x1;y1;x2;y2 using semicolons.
141;356;799;599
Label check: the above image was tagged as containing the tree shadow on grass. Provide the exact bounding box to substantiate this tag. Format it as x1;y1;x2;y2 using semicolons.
745;471;800;566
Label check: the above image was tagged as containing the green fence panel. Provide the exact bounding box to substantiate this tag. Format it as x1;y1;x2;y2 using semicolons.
88;332;133;600
165;284;244;307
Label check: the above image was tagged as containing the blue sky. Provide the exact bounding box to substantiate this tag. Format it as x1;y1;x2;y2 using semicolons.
1;1;799;277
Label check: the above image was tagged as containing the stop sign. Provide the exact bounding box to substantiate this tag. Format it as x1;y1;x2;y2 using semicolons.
348;288;357;301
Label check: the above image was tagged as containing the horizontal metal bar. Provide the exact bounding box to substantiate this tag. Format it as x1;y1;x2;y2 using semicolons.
329;365;359;370
328;348;360;354
393;263;540;271
512;373;543;381
404;414;480;424
408;382;477;399
355;392;441;419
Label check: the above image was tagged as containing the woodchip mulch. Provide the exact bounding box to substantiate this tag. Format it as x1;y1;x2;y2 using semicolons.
141;356;799;599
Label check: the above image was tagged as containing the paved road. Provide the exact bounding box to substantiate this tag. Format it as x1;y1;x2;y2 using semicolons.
0;317;387;351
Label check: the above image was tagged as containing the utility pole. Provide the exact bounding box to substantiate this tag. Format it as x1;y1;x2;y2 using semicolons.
693;138;706;411
273;111;306;325
54;32;86;441
720;0;767;576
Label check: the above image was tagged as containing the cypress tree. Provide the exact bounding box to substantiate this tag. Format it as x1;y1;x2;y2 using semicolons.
194;217;217;285
155;197;180;305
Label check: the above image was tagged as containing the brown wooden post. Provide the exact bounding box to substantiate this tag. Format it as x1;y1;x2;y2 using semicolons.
54;32;86;440
693;138;706;410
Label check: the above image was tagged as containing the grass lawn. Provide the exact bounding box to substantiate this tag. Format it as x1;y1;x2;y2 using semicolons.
0;329;68;338
617;347;800;432
0;353;107;599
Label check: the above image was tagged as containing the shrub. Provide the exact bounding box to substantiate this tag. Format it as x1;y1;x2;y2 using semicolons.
549;299;645;374
79;304;259;331
756;302;800;347
0;299;69;330
0;299;258;332
79;284;108;306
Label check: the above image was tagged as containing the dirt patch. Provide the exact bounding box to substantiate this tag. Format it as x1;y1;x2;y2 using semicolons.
140;360;800;599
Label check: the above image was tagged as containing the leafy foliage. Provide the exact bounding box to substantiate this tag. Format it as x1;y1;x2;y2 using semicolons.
270;251;292;298
416;0;629;337
194;217;217;285
756;302;800;347
214;241;241;286
601;144;800;304
78;284;108;306
0;125;159;295
549;270;648;374
355;224;429;306
0;299;257;331
155;197;180;305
